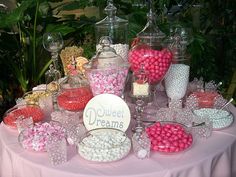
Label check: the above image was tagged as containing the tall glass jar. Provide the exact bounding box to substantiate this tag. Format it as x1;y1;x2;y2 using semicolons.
84;37;129;97
128;9;172;95
95;0;129;61
164;31;191;109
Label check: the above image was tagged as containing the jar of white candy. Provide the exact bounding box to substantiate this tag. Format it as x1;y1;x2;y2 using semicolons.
83;37;129;97
77;128;131;162
95;0;129;61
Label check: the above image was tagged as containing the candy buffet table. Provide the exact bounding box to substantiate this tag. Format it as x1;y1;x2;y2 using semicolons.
0;104;236;177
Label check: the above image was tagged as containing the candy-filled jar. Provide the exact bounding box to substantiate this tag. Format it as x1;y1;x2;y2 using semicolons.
57;59;93;112
165;30;191;109
84;37;129;97
95;0;129;61
128;9;172;87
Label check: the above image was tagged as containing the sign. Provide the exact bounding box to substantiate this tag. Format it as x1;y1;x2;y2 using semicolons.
83;94;131;132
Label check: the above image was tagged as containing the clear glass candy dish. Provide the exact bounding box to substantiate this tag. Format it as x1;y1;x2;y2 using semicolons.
3;104;44;129
77;128;131;162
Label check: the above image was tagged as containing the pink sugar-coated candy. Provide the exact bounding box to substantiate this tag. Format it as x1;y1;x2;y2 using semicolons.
87;68;128;96
20;122;65;152
145;122;193;153
129;48;172;84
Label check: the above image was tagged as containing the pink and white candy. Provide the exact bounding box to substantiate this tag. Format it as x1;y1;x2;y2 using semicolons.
87;67;128;96
20;122;65;152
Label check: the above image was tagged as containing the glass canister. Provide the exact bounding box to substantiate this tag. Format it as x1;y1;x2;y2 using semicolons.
128;9;172;87
57;58;93;112
84;37;129;97
164;29;191;109
95;0;129;61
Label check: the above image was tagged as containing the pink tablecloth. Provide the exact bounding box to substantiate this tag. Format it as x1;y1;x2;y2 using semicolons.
1;104;236;177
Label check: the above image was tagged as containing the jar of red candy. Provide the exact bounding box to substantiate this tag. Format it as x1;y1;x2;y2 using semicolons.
128;9;172;86
57;59;93;112
84;37;129;97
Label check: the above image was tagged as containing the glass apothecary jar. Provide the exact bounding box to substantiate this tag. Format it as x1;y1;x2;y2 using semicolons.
84;37;129;97
95;0;129;61
57;61;93;112
128;9;172;86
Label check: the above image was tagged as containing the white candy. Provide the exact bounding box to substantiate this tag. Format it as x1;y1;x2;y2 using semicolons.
78;129;131;162
165;64;190;100
194;108;234;129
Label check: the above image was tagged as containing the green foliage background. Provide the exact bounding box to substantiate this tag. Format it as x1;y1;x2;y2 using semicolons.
0;0;235;118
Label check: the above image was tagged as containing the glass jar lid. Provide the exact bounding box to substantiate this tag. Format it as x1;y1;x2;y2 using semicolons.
95;0;128;44
84;36;128;69
137;8;165;50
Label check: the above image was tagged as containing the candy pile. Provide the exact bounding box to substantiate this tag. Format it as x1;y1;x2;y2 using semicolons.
23;90;51;105
146;122;193;153
97;43;129;61
78;129;131;162
193;108;234;129
57;87;93;111
86;68;128;96
19;122;66;152
129;48;172;84
3;105;44;128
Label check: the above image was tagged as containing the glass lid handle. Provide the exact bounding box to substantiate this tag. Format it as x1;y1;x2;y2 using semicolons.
104;0;117;17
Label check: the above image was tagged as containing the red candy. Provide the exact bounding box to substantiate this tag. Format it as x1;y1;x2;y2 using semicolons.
3;105;44;128
57;87;93;111
192;91;219;108
146;122;193;153
129;48;172;84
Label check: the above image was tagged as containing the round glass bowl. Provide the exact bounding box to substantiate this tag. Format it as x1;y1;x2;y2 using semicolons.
18;121;65;152
3;104;44;129
77;128;131;162
145;121;193;154
57;87;93;111
193;108;234;130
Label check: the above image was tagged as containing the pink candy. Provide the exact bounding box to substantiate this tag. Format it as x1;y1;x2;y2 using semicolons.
19;122;65;152
87;68;128;96
146;122;193;153
129;48;172;84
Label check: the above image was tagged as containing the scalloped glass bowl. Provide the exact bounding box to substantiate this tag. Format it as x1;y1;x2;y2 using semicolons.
3;104;44;129
145;121;193;154
77;128;131;162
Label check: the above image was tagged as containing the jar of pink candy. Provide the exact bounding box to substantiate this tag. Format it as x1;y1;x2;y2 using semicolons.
128;9;172;87
84;36;129;97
